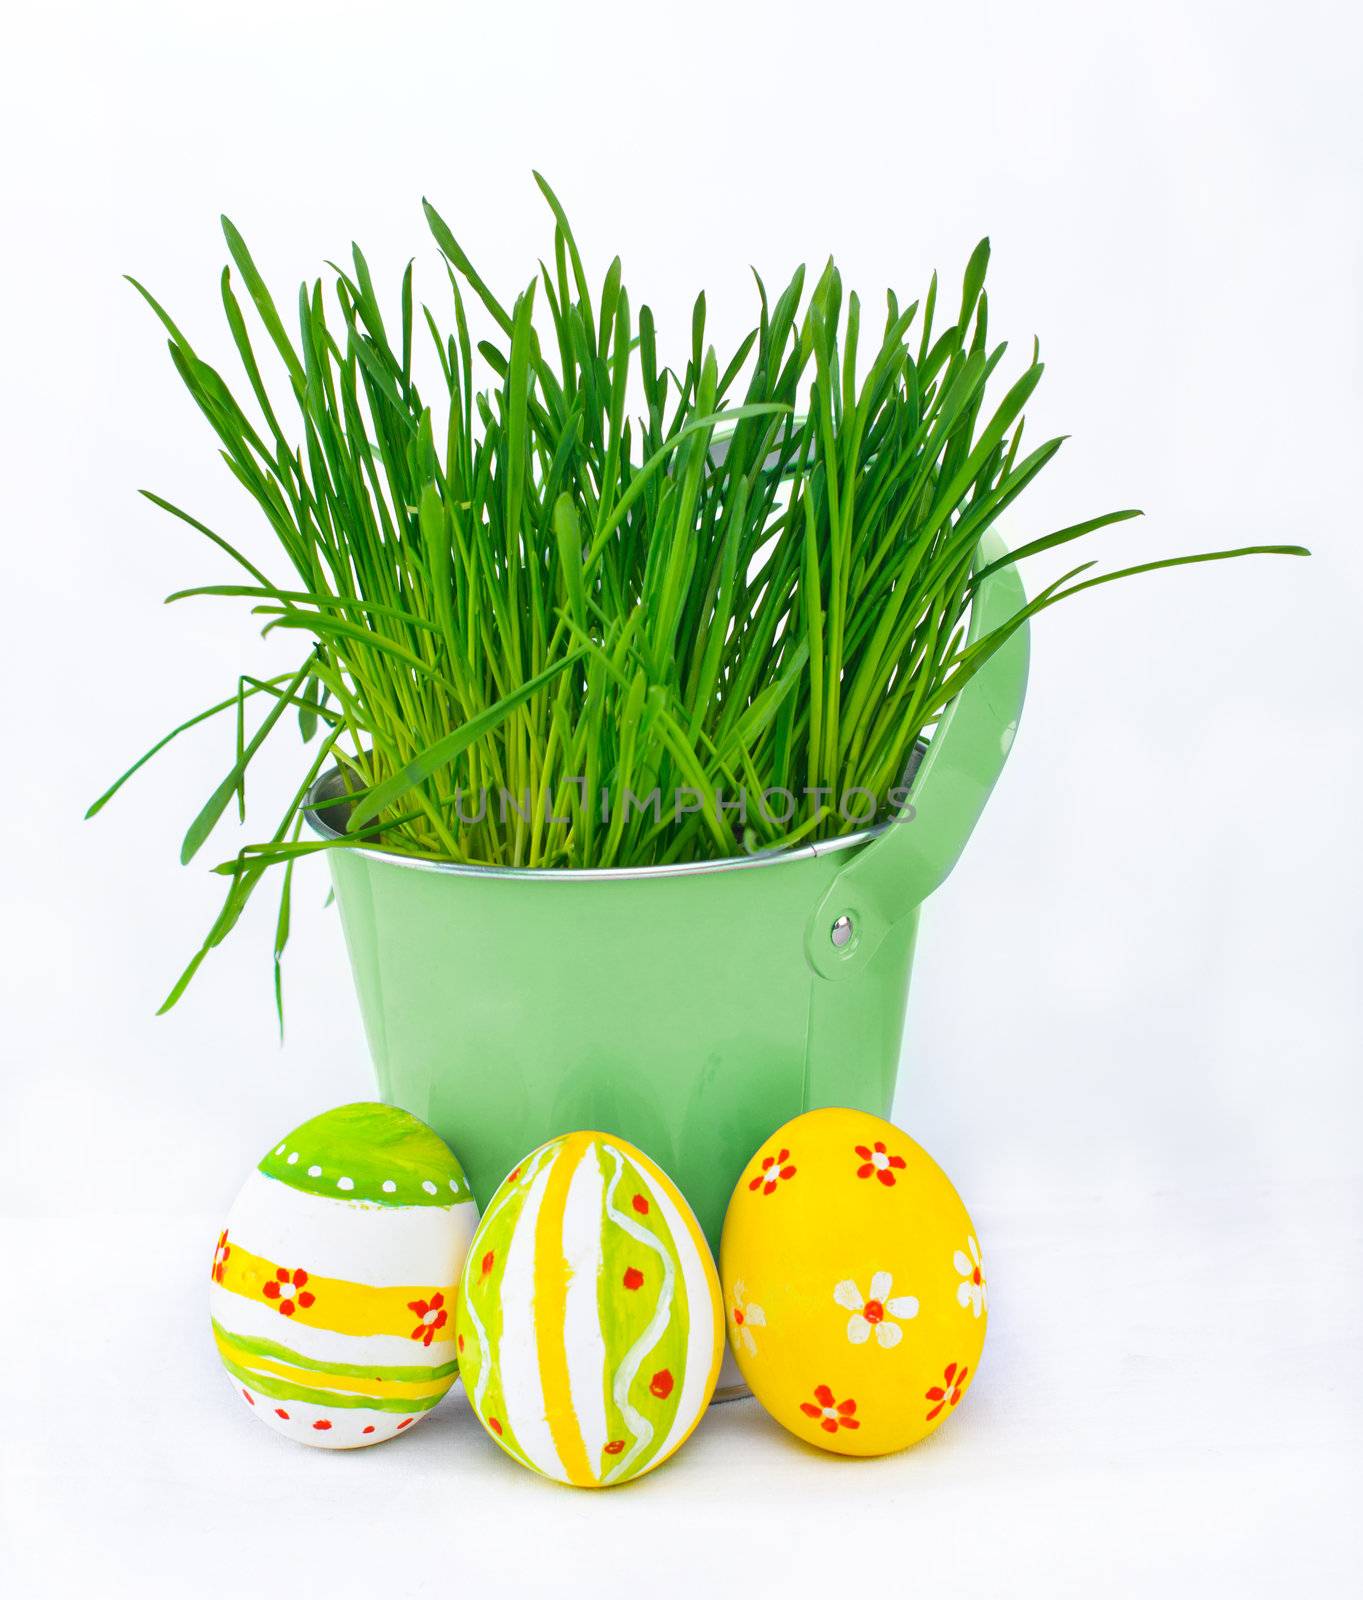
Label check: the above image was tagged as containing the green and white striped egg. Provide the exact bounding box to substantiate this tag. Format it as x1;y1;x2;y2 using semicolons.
210;1102;478;1449
454;1130;723;1487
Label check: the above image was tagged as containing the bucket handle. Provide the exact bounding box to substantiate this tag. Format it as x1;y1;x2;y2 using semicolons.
805;528;1029;980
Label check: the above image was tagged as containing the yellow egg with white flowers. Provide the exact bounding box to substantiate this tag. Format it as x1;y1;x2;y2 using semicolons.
719;1107;987;1457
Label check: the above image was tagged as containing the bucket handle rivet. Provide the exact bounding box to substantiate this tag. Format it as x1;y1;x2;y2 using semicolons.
830;914;855;949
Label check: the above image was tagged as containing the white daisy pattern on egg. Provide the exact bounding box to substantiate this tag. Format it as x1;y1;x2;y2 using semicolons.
954;1236;987;1317
729;1280;767;1356
833;1271;919;1347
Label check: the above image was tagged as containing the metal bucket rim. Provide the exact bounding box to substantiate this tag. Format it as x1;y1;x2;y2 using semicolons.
302;764;889;882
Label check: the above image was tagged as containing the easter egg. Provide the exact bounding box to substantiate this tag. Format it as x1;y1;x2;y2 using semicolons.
719;1108;987;1457
454;1131;723;1487
209;1102;478;1448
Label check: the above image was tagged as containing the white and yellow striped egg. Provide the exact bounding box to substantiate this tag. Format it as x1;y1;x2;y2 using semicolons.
454;1131;723;1487
210;1102;478;1448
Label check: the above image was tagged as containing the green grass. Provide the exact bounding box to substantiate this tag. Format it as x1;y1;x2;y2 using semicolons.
88;175;1307;1015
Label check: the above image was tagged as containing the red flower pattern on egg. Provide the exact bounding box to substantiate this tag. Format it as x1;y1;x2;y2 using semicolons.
211;1230;231;1284
407;1290;448;1347
924;1362;970;1421
262;1267;314;1316
748;1147;797;1195
799;1384;860;1434
854;1140;906;1186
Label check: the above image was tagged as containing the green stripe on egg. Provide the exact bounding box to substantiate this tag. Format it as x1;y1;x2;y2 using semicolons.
257;1101;474;1206
595;1139;690;1480
210;1320;461;1383
217;1354;445;1414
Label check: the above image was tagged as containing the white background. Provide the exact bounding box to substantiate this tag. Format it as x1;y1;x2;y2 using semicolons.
2;1;1360;1593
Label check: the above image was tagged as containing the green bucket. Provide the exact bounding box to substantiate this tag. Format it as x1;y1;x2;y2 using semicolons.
305;531;1028;1255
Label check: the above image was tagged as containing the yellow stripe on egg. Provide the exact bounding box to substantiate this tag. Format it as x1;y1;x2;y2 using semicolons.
217;1241;455;1343
497;1156;562;1477
534;1132;598;1489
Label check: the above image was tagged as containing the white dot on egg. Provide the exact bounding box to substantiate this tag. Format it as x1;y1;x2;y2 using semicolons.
308;1165;322;1178
337;1176;354;1191
448;1178;459;1193
382;1180;397;1193
275;1143;286;1155
286;1151;299;1164
421;1180;437;1195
